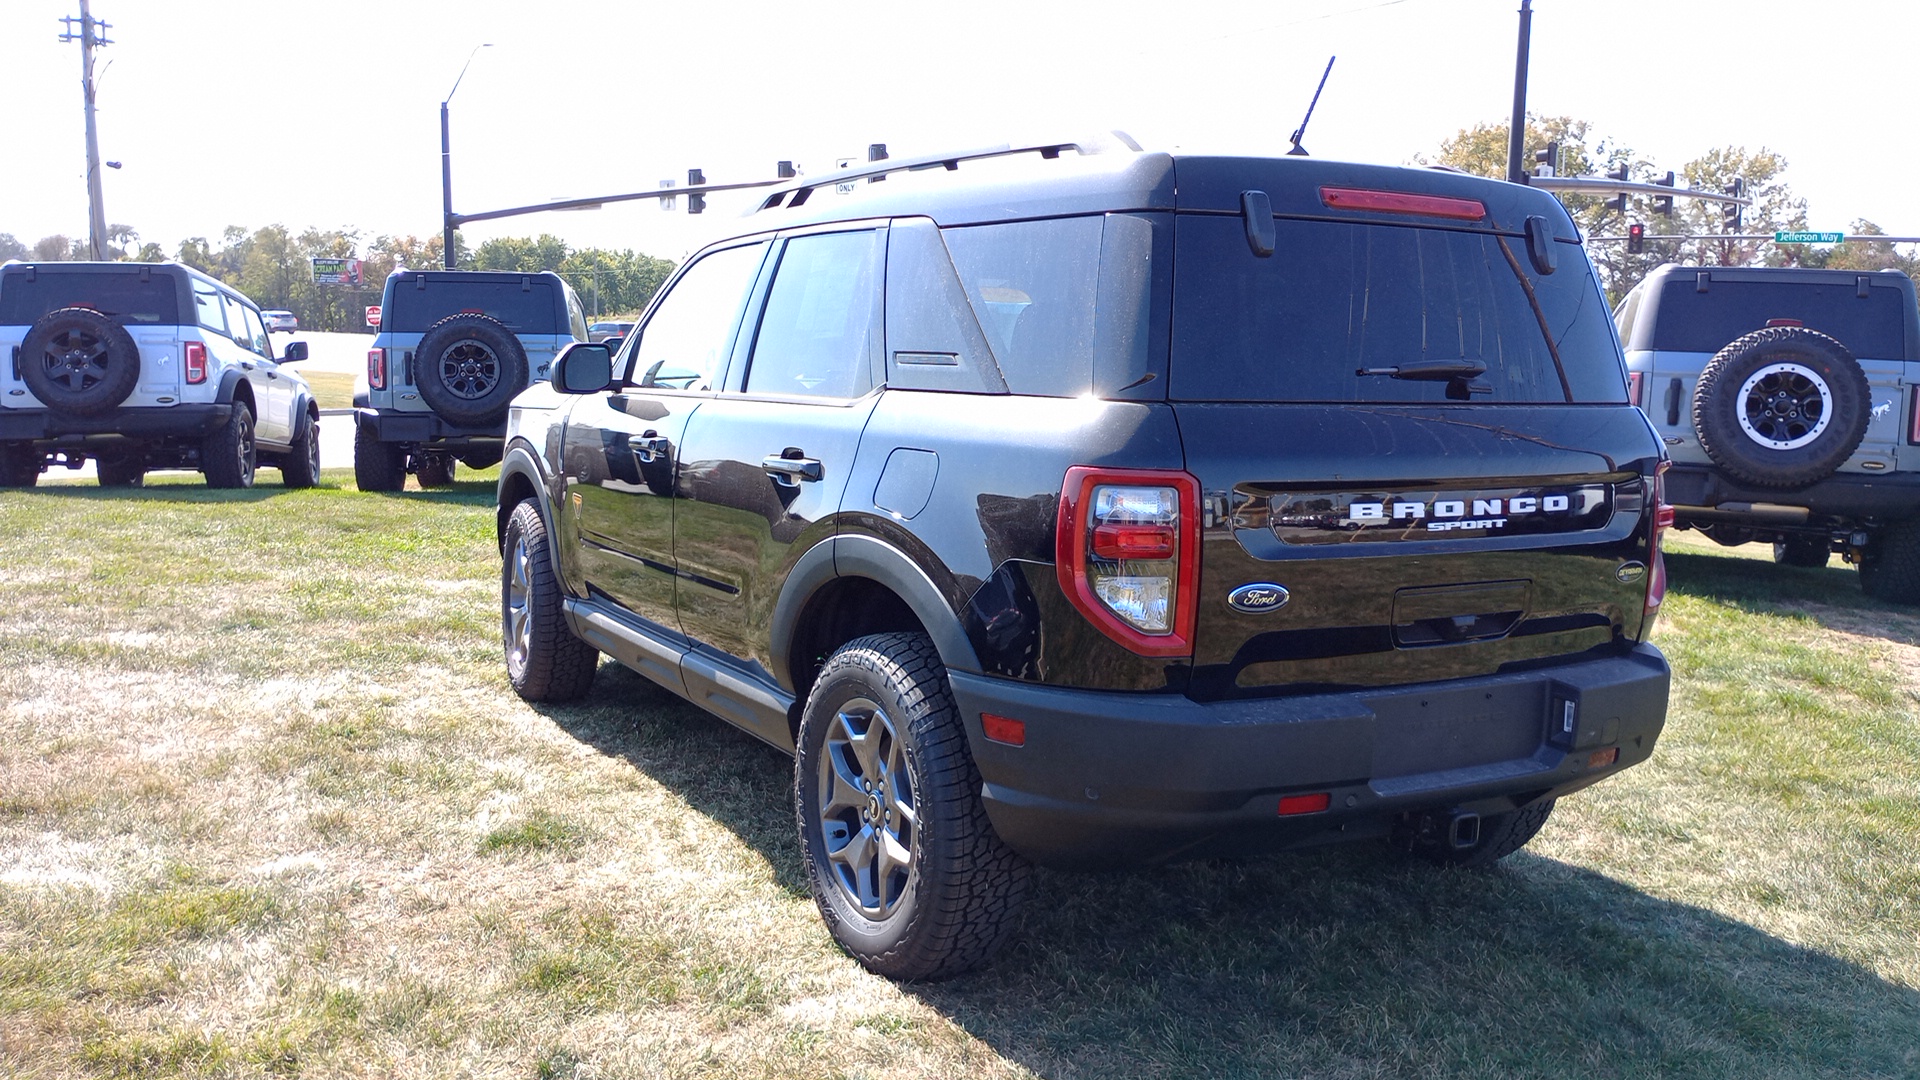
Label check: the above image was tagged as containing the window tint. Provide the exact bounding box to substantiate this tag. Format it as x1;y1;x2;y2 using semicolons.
744;230;883;399
628;242;767;391
388;278;561;334
1643;278;1908;358
0;271;180;326
942;216;1102;397
1169;216;1625;404
193;284;227;337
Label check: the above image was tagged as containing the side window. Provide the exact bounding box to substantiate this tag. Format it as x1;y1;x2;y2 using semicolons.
744;230;883;399
221;295;255;354
565;285;589;341
627;242;768;391
241;307;270;356
941;216;1104;397
195;284;228;338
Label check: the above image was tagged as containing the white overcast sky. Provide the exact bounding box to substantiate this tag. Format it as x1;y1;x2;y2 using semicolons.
4;0;1917;262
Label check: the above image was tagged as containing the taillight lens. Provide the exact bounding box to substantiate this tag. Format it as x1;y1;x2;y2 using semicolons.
1644;461;1673;628
1908;386;1920;444
368;347;387;390
1056;466;1200;657
184;341;207;384
1627;370;1643;408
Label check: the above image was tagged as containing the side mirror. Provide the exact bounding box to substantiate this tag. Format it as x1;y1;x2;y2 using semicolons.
281;340;309;363
551;341;612;394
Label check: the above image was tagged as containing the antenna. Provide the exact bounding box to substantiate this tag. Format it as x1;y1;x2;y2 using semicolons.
1287;56;1335;157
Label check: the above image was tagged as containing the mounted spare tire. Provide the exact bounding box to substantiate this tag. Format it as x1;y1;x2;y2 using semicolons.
1691;326;1870;489
20;307;141;416
412;313;528;427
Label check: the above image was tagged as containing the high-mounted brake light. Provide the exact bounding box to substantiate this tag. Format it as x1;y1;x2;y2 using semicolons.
1056;466;1201;657
368;347;387;391
184;341;207;385
1765;318;1804;328
1319;186;1486;221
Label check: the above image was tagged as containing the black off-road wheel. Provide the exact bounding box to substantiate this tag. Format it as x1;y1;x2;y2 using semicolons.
202;403;257;489
0;442;43;488
1424;799;1556;870
502;500;597;701
1860;521;1920;605
1773;536;1831;568
282;415;321;489
1691;327;1870;489
795;632;1032;980
415;452;456;488
20;307;141;416
353;423;405;493
414;314;528;427
96;448;147;488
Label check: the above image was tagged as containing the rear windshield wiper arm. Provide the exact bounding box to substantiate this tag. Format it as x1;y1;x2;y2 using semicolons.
1355;359;1487;381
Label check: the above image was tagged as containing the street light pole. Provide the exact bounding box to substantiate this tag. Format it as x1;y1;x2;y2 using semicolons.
1506;0;1533;185
441;43;491;270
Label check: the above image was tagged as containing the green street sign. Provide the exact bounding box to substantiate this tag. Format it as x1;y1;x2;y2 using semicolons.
1774;231;1844;244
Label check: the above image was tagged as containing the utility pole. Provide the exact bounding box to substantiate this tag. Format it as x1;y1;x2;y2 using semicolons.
1506;0;1533;185
60;0;112;261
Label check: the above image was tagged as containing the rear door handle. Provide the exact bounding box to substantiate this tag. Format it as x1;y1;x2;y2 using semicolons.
628;433;670;462
762;454;823;484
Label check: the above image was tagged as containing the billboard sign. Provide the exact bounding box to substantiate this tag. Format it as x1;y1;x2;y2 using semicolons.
312;257;364;285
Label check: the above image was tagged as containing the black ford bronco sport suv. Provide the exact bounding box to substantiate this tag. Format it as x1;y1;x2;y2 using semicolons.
496;142;1673;978
1615;264;1920;601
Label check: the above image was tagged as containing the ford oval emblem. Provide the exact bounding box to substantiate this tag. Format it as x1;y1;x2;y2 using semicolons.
1228;583;1291;613
1615;561;1648;584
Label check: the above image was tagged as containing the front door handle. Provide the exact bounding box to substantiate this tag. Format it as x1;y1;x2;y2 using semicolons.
628;432;671;463
762;453;823;485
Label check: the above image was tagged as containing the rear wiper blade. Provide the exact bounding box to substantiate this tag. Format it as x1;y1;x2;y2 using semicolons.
1355;359;1488;381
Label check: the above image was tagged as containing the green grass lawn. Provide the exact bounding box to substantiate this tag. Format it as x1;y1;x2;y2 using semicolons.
298;370;357;411
0;480;1915;1079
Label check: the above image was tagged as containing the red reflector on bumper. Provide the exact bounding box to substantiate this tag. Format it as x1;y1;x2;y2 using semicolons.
1587;747;1620;769
1277;792;1331;816
981;713;1026;747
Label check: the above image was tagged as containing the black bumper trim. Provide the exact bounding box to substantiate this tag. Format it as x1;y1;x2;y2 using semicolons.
1667;463;1920;522
949;643;1669;867
354;407;504;445
0;403;233;442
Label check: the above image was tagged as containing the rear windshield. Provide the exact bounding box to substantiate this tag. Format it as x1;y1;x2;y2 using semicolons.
388;279;560;334
1640;277;1909;358
1169;216;1625;403
0;271;180;326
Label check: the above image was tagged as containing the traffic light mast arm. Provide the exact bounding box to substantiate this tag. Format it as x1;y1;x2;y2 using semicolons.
1528;176;1752;206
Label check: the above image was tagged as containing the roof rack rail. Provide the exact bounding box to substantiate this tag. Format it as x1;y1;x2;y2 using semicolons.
755;135;1136;212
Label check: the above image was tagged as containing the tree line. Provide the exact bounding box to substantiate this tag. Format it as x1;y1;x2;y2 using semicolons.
0;226;676;333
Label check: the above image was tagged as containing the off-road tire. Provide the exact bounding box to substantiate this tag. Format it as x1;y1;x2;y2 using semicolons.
282;414;321;488
96;449;146;488
502;500;597;701
0;442;42;488
20;307;141;416
415;452;456;488
413;313;528;427
201;402;256;489
1773;536;1831;568
1860;521;1920;605
1692;327;1870;489
353;423;405;493
795;632;1032;980
1427;799;1556;870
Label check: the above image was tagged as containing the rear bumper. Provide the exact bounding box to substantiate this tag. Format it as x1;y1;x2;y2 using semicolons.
354;407;502;446
950;643;1669;868
1668;464;1920;525
0;404;232;443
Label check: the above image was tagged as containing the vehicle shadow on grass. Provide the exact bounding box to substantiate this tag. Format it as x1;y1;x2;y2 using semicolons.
1666;546;1920;649
539;666;1920;1079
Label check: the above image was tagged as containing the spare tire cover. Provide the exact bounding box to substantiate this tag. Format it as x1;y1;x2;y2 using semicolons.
1690;326;1870;489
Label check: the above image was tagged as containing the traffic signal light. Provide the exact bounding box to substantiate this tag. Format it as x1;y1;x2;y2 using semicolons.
1604;164;1630;214
1533;141;1559;177
1627;223;1646;254
1653;171;1675;217
688;168;706;215
1723;177;1745;232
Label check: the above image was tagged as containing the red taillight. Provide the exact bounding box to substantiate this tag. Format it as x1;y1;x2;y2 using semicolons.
1644;461;1673;625
1319;186;1486;220
1277;792;1331;816
184;341;207;384
1909;386;1920;445
1627;370;1644;407
1765;318;1804;328
981;713;1026;747
1056;466;1201;657
368;347;387;390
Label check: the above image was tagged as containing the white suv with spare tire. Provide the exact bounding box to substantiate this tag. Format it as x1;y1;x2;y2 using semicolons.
1615;264;1920;601
0;260;320;489
353;269;587;490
